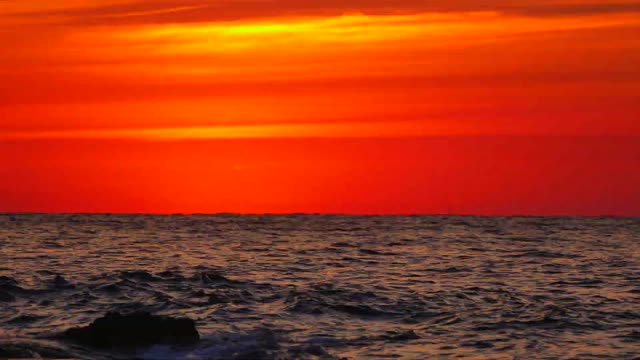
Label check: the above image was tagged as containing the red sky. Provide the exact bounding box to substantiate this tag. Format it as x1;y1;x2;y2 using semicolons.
1;0;639;215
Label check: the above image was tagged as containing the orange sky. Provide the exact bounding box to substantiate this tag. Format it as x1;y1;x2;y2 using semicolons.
1;0;639;215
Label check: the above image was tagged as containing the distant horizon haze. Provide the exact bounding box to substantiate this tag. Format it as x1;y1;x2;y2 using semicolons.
2;136;638;216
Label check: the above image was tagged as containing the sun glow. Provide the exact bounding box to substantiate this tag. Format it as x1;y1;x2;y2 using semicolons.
1;0;639;214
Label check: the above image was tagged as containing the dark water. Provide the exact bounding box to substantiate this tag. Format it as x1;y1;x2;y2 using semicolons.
1;214;639;359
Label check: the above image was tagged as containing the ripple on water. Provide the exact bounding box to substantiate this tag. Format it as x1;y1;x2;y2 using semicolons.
0;214;639;359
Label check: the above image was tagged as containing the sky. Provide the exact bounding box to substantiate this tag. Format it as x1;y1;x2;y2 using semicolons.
0;0;639;215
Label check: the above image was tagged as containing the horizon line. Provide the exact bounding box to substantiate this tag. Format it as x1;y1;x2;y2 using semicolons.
2;211;638;219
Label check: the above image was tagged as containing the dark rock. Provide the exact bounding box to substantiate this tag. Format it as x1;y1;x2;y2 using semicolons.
63;311;199;348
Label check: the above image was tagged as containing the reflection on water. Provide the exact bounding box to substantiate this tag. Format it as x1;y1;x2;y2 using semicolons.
1;214;639;359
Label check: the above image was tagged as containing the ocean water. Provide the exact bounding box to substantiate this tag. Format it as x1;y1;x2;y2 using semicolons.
1;214;639;359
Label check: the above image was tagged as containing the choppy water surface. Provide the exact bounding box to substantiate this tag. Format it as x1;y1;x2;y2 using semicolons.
1;214;639;359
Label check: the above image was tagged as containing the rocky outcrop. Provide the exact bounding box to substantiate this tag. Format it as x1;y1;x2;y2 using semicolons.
63;311;199;348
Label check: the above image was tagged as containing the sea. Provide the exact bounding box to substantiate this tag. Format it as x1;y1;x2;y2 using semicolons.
1;214;639;359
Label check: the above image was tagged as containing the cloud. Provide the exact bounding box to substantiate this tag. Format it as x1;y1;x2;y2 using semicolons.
517;2;640;16
1;0;638;139
4;0;640;26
